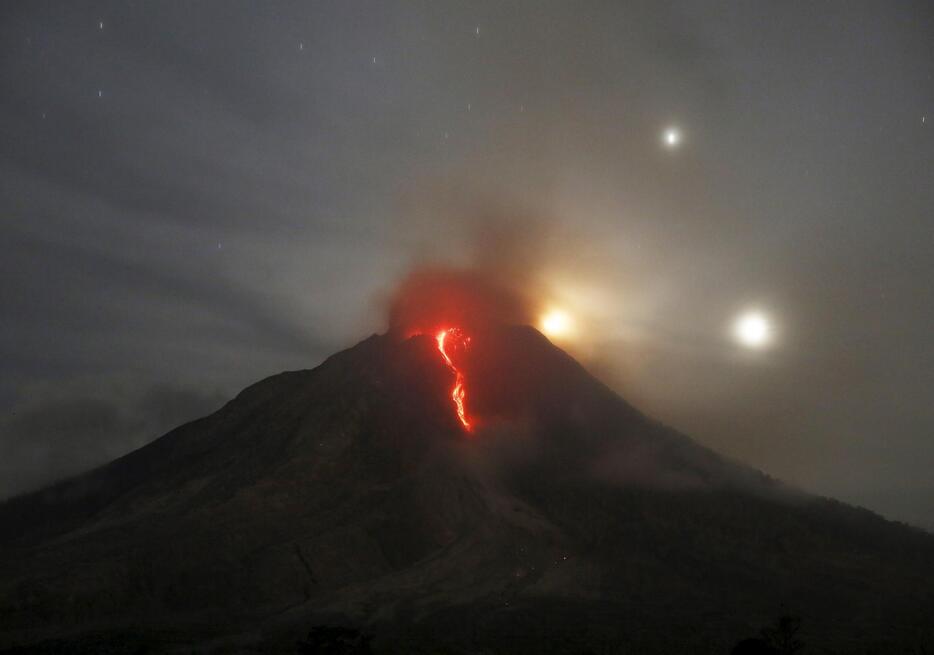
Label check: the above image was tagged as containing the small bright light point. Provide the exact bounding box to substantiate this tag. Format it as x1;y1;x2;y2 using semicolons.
734;312;771;349
540;309;573;338
662;127;681;148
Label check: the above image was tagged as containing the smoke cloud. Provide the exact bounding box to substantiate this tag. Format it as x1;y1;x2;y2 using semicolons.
387;267;531;335
0;382;226;500
383;196;585;338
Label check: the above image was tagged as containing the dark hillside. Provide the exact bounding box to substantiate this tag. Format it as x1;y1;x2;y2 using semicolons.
1;328;932;653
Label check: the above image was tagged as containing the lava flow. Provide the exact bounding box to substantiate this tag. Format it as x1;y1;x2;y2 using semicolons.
435;328;472;431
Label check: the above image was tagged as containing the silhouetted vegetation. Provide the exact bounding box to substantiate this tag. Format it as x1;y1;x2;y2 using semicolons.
731;638;777;655
731;613;804;655
297;626;373;655
761;614;804;655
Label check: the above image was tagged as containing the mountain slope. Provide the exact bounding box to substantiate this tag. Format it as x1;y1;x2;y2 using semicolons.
1;327;932;653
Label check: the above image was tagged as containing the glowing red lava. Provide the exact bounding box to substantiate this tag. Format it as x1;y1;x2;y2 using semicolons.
435;328;472;431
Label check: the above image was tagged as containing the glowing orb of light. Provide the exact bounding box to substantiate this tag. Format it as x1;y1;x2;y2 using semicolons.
733;311;771;349
662;127;682;148
540;309;574;338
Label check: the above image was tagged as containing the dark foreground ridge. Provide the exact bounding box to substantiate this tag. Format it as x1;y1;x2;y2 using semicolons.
1;326;933;654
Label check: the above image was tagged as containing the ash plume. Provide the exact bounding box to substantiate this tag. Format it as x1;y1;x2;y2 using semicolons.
383;198;572;336
387;267;532;335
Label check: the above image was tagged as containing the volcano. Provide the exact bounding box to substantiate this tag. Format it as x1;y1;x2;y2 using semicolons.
1;326;933;653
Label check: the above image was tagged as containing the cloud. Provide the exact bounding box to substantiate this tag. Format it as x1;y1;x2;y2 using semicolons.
0;382;226;499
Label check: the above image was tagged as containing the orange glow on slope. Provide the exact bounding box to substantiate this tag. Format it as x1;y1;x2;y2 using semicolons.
435;328;472;431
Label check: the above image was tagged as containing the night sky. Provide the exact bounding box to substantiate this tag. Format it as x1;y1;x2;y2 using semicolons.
2;2;933;529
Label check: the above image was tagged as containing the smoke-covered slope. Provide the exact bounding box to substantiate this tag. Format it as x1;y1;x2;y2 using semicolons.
1;327;932;653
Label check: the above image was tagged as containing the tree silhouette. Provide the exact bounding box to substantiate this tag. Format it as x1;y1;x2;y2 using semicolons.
731;637;778;655
296;626;373;654
761;614;804;655
731;613;805;655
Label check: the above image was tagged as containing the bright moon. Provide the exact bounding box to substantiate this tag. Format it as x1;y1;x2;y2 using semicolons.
662;127;681;148
734;312;771;349
540;309;574;338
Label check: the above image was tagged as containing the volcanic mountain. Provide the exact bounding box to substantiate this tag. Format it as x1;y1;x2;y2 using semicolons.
1;326;933;653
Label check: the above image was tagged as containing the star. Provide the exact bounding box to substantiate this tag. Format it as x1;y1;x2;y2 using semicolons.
662;127;682;148
733;311;773;349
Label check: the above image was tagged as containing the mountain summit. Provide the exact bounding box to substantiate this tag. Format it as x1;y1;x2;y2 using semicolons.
1;326;932;653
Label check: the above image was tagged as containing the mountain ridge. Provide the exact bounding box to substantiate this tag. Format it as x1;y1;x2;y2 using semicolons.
1;326;932;653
